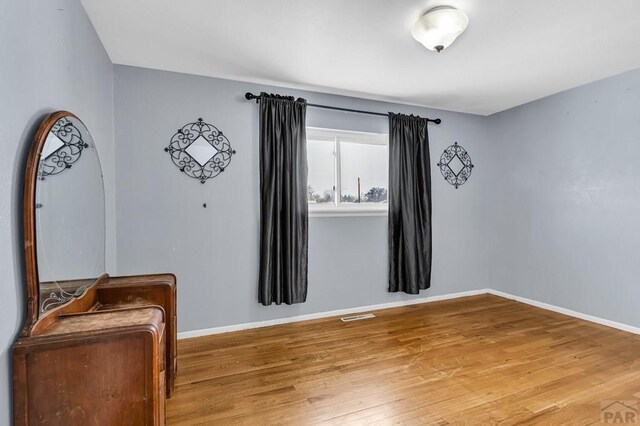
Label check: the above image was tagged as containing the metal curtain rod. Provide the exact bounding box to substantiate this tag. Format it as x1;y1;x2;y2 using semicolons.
244;92;442;124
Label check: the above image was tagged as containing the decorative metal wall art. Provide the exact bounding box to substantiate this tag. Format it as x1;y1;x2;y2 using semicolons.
38;117;89;180
436;142;474;189
164;118;236;183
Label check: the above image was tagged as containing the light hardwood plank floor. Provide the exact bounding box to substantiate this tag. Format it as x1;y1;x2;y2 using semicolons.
167;295;640;425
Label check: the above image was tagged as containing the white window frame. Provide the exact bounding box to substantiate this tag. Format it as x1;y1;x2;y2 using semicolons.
307;127;388;218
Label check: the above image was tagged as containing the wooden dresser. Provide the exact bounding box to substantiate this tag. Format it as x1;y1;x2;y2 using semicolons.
13;111;177;425
13;274;176;425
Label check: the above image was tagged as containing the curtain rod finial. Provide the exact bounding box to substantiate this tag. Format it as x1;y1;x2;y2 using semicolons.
434;118;442;124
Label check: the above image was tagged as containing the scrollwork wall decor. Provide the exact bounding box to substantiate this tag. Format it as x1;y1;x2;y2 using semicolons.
37;117;89;179
436;142;474;189
164;118;236;183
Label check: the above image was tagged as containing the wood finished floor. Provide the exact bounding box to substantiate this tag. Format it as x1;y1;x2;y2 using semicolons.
167;295;640;425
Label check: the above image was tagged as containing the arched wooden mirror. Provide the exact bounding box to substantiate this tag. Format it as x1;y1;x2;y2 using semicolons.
14;111;177;424
22;111;107;335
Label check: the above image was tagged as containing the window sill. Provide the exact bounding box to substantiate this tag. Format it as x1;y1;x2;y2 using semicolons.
308;207;388;218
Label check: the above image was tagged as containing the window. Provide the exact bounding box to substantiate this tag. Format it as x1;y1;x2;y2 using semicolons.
307;127;388;216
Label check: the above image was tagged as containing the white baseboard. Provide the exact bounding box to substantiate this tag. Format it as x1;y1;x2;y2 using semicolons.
177;288;640;340
488;289;640;335
177;289;489;339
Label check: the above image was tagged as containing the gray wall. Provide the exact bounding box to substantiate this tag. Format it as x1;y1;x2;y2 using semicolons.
113;65;495;333
488;68;640;327
0;0;115;422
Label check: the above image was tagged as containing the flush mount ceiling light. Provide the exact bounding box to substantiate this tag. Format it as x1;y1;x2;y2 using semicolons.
411;6;469;52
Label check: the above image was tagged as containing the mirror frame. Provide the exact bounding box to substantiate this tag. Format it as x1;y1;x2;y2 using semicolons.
21;111;108;336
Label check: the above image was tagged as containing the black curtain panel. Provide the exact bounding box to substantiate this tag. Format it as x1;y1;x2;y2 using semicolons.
258;93;309;305
388;113;433;294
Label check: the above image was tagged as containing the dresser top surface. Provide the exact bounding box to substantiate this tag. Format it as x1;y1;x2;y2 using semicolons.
39;306;165;337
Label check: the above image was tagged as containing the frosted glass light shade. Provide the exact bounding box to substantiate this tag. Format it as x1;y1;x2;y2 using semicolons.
411;7;469;52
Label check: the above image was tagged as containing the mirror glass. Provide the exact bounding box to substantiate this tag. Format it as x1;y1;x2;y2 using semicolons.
35;114;106;314
447;155;465;177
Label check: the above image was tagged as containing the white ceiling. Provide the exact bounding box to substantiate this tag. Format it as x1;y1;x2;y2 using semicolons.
82;0;640;115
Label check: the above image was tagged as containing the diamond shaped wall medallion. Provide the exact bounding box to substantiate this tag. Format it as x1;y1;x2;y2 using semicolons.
186;135;218;166
38;116;90;180
164;118;236;183
437;142;474;189
447;155;465;176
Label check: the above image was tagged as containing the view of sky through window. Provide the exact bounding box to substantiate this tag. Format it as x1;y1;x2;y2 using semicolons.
307;139;335;204
307;130;388;208
340;141;388;204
